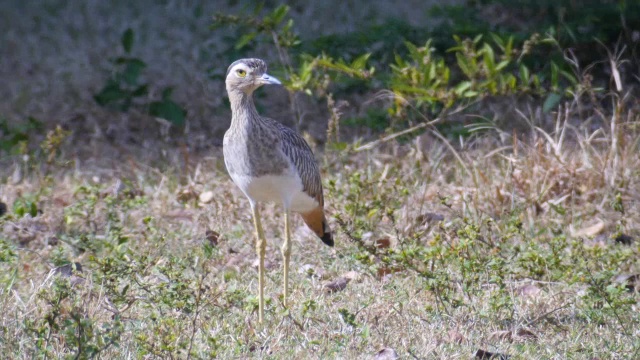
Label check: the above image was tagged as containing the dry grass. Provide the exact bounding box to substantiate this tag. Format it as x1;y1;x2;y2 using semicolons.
1;99;639;358
1;1;639;359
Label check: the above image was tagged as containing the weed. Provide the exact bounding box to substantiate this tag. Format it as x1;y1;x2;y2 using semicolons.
94;28;186;127
0;117;43;156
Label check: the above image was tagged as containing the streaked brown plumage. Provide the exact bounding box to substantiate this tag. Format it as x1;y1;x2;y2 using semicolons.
222;58;333;323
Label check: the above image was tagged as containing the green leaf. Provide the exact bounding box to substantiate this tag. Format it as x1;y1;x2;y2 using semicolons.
453;81;472;95
121;59;146;86
131;84;148;97
330;141;348;151
490;33;505;50
351;53;371;70
29;201;38;217
532;74;541;90
560;69;578;85
235;32;257;50
549;203;566;215
456;52;472;78
122;28;134;53
94;81;128;106
149;100;186;126
114;57;130;65
495;60;510;72
161;87;174;100
404;41;419;59
482;43;495;73
519;64;530;84
543;93;562;113
27;116;44;131
269;5;289;25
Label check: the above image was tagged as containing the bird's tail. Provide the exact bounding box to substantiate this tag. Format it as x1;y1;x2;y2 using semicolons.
300;207;334;247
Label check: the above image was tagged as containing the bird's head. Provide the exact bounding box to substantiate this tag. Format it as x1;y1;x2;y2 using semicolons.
225;58;281;94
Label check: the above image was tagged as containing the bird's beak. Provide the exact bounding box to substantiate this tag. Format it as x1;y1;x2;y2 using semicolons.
260;73;281;85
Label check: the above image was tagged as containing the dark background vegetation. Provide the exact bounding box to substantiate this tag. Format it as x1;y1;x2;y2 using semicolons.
1;0;638;164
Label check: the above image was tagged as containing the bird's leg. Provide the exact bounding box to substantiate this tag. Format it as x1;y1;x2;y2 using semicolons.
282;209;292;307
251;203;266;323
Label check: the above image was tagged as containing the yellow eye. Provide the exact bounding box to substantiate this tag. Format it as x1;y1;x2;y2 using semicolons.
236;69;247;77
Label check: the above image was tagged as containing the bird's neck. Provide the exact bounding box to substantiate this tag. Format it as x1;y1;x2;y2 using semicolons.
228;89;259;129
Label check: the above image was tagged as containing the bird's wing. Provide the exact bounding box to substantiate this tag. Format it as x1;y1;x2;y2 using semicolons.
267;118;324;206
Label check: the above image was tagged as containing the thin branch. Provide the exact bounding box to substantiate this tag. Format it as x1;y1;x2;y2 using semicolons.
523;302;571;328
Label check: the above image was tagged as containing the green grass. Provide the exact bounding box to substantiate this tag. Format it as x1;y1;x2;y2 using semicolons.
1;111;639;358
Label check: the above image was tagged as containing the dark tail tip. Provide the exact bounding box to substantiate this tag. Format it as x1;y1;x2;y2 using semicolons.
321;231;334;247
320;219;333;246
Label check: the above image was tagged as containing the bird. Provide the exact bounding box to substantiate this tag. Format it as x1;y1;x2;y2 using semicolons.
223;58;333;323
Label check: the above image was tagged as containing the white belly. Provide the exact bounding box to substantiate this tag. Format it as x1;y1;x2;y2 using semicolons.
229;173;319;213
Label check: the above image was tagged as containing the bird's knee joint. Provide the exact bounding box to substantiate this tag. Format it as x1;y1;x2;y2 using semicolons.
256;238;266;254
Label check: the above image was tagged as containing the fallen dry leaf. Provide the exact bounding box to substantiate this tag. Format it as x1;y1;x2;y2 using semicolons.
52;194;71;207
323;277;350;293
224;254;245;269
374;237;391;249
162;210;193;221
199;191;215;204
490;328;537;344
373;347;398;360
342;270;363;282
416;212;445;225
206;229;220;246
376;266;403;279
516;284;542;298
377;267;394;279
515;328;537;341
69;275;87;287
571;220;605;238
176;188;198;202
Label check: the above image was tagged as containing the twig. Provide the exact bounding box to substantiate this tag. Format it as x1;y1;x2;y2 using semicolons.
408;348;422;360
287;313;305;332
187;270;210;360
523;302;571;328
583;265;631;337
355;121;436;151
353;97;473;152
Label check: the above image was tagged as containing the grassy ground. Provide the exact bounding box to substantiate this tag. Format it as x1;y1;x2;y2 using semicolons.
1;1;639;359
1;112;639;358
